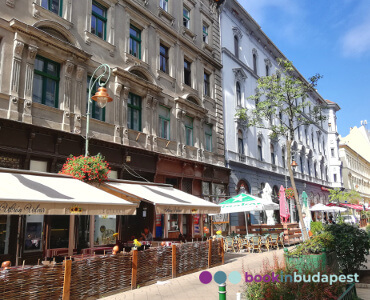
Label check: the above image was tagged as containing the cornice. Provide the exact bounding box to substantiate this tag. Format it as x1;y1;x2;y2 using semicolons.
222;47;258;80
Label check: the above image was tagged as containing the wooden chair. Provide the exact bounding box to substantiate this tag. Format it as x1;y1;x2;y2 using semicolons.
239;236;250;252
279;232;285;248
250;236;261;253
260;235;270;252
270;233;279;250
223;237;234;252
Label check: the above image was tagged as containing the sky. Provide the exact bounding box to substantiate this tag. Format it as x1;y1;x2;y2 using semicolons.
239;0;370;137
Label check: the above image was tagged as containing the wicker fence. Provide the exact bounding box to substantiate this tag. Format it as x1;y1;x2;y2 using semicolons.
0;240;223;300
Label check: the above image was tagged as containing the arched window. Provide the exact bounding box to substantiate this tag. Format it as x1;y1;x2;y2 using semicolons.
236;82;241;106
270;143;275;165
253;53;257;74
238;130;244;155
234;36;239;59
258;138;263;161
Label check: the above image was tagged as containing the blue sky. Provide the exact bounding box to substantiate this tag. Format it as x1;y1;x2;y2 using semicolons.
239;0;370;136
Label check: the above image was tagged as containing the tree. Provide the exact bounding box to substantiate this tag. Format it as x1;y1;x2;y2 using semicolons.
328;188;362;204
235;59;327;240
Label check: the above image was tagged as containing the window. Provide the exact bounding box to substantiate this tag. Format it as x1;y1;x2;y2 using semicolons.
266;65;269;76
282;149;286;168
311;133;314;149
205;124;212;152
204;72;210;97
183;7;190;28
24;215;43;252
323;141;325;155
203;24;209;43
258;138;263;161
127;93;142;131
160;44;169;74
238;131;244;155
253;53;257;74
33;56;60;108
236;82;241;106
305;129;309;145
41;0;62;16
184;59;191;86
270;144;275;165
334;174;337;182
129;25;141;59
94;215;116;245
300;157;304;173
159;105;170;139
87;77;105;121
314;162;317;177
298;126;301;140
91;1;107;40
160;0;168;11
307;159;311;176
184;116;193;146
234;36;239;59
331;148;335;157
0;216;10;255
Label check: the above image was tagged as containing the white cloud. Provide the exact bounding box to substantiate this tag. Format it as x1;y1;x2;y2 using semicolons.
341;18;370;57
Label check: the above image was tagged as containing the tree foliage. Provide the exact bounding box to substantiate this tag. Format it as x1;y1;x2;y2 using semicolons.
328;188;362;204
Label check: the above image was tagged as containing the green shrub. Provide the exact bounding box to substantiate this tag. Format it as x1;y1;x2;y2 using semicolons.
325;223;370;274
366;225;370;236
310;221;324;235
287;232;334;257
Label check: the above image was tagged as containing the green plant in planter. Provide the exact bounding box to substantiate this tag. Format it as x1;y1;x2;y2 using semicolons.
287;232;334;257
310;221;324;235
60;153;110;183
325;223;370;274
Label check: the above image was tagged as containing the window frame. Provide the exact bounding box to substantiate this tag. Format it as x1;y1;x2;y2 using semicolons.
33;55;60;108
184;116;193;146
257;138;263;161
159;105;170;140
127;92;142;131
41;0;63;16
270;144;275;165
159;43;169;74
159;0;168;12
129;24;142;59
91;1;107;40
183;7;190;29
87;76;106;122
204;72;210;97
266;64;269;76
202;24;209;43
234;35;239;59
204;123;212;152
236;82;241;106
253;53;257;74
184;59;191;86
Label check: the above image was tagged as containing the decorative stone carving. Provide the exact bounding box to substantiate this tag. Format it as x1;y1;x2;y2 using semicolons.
232;27;243;40
76;66;85;81
6;0;15;8
28;46;38;60
25;100;32;108
264;58;272;68
65;61;74;77
233;68;247;82
11;97;18;104
252;48;258;56
122;86;130;99
115;83;122;95
13;41;24;58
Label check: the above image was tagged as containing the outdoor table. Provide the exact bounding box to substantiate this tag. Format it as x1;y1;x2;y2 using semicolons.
81;246;113;255
46;248;77;258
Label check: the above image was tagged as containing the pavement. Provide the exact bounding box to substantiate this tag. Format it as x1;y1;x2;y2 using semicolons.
103;248;287;300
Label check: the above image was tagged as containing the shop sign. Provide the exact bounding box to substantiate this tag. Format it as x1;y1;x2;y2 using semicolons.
0;202;46;214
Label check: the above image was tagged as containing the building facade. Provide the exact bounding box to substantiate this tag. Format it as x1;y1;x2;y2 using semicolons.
0;0;229;263
220;0;343;225
339;124;370;204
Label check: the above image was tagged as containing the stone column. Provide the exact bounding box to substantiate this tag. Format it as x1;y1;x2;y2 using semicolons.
143;94;152;150
113;82;122;143
8;40;24;121
176;109;185;156
151;97;158;151
73;66;85;134
22;45;38;123
62;60;74;132
122;86;130;145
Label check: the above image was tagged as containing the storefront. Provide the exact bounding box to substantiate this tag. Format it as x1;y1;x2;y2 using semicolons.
0;169;137;265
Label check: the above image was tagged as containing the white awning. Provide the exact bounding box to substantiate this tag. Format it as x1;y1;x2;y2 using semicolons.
0;171;138;215
104;181;221;214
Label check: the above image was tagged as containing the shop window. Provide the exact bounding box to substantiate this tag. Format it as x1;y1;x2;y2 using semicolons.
33;56;60;108
129;24;141;59
159;105;170;140
24;215;43;252
94;215;116;245
29;160;48;172
0;216;10;255
127;93;142;131
41;0;62;16
49;215;69;249
91;1;107;40
87;76;105;121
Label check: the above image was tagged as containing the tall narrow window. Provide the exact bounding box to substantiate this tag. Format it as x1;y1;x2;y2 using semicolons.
331;148;335;157
258;138;263;161
205;124;212;152
87;77;105;121
160;44;169;74
279;111;283;124
41;0;62;16
307;159;311;176
183;7;190;28
282;149;286;168
236;82;241;106
323;141;325;155
127;93;142;131
297;126;301;141
203;24;209;43
334;174;337;182
159;105;170;140
238;130;244;155
160;0;168;11
184;116;193;146
311;133;315;149
265;65;269;76
270;144;275;165
33;56;60;108
184;59;191;86
314;162;317;178
91;1;107;40
305;128;309;145
253;53;257;74
234;36;239;59
129;25;141;59
204;72;210;96
300;157;303;173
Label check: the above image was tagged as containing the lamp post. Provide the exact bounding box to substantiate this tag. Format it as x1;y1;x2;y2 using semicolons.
85;64;113;156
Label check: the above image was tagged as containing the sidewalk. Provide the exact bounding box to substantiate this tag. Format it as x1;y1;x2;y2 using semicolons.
103;249;286;300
